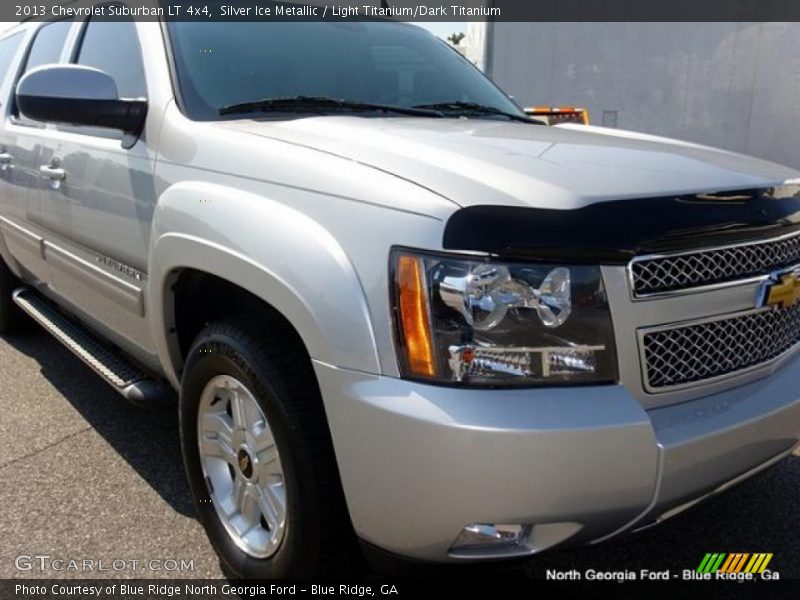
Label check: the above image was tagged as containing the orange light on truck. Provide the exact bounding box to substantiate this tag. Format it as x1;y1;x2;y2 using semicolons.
395;254;436;378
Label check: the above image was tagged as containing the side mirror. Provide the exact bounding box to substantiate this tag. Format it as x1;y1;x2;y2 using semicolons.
16;65;147;143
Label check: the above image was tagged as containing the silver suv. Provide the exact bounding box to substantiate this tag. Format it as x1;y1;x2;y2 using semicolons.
1;18;799;578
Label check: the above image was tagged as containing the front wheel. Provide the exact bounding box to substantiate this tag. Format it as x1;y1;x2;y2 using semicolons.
179;318;358;578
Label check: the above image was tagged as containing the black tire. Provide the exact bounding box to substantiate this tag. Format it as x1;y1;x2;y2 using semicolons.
179;316;359;578
0;256;27;334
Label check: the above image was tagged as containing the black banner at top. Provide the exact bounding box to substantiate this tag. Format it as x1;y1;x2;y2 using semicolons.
6;0;800;23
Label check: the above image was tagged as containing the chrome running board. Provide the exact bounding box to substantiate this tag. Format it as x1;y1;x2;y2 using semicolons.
12;287;173;409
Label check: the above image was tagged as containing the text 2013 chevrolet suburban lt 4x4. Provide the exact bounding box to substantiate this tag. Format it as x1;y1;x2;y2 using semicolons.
1;17;799;578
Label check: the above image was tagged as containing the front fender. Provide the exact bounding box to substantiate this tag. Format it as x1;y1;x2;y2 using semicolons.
148;181;379;387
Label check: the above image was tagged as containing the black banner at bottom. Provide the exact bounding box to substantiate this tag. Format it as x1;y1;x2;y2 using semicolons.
3;578;800;600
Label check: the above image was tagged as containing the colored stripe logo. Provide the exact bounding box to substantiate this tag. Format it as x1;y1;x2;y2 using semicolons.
697;553;773;574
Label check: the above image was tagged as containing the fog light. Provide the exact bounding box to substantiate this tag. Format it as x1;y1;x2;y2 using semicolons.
448;344;604;382
449;524;533;557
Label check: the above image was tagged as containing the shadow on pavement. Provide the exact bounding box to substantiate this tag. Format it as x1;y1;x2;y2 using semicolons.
2;330;196;519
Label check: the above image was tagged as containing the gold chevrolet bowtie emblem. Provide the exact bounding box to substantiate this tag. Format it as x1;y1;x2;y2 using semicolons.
764;272;800;309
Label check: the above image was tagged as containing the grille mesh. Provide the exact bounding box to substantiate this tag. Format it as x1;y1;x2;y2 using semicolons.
631;234;800;295
643;304;800;390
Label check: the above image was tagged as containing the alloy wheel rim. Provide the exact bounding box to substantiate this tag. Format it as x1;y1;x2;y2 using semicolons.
197;375;287;558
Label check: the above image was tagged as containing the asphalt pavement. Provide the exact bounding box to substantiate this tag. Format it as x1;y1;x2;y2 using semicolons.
0;329;798;582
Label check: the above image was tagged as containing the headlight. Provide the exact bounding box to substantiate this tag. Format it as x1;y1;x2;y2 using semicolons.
391;249;617;386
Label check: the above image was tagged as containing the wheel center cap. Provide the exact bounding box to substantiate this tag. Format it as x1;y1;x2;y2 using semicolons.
237;448;255;480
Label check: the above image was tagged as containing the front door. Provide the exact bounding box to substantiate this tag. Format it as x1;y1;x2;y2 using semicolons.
31;18;158;364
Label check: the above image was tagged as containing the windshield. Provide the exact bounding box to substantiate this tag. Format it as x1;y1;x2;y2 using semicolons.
166;21;524;121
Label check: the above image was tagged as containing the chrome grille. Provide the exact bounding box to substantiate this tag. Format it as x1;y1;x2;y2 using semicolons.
642;304;800;391
630;232;800;296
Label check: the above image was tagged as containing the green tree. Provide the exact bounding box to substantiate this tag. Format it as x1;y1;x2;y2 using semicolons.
448;32;466;46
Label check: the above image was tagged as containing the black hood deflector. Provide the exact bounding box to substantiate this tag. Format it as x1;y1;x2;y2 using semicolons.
443;185;800;264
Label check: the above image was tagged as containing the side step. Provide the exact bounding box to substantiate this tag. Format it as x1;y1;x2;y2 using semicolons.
12;287;174;409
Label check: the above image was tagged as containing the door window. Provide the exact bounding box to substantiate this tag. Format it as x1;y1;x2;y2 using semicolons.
22;21;71;73
14;21;71;123
0;33;24;91
76;19;146;99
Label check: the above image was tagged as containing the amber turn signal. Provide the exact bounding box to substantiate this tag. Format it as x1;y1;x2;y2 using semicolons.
395;254;436;378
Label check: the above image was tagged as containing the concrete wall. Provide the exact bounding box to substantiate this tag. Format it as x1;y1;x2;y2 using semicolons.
485;22;800;169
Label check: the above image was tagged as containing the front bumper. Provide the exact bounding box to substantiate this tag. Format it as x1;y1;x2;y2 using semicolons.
314;353;800;563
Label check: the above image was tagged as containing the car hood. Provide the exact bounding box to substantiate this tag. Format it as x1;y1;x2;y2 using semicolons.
217;117;799;210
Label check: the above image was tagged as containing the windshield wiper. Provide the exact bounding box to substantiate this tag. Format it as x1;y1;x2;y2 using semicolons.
412;101;539;124
220;96;445;118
